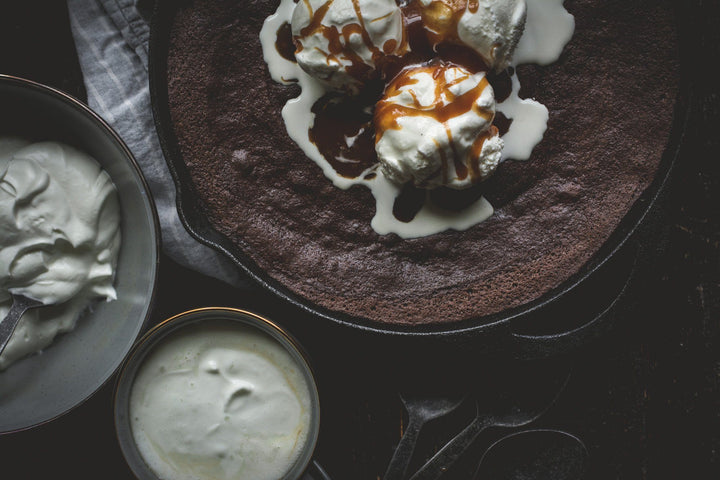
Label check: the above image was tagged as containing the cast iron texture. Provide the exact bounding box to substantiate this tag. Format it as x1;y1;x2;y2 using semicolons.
148;0;691;357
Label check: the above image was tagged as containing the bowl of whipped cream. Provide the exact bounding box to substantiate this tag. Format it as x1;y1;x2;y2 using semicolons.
0;75;160;433
114;308;321;480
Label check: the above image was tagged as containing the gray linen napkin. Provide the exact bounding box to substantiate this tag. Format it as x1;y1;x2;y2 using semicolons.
67;0;249;287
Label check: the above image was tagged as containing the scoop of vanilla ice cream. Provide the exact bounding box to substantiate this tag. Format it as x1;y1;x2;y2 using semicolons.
417;0;526;71
374;64;502;190
458;0;526;71
291;0;406;94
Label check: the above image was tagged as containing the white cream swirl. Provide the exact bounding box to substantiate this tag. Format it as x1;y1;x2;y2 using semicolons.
0;139;120;370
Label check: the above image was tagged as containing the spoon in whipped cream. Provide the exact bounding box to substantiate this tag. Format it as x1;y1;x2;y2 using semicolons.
0;295;46;355
0;139;121;369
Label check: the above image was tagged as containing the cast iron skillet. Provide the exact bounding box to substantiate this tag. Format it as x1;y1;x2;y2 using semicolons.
148;0;691;357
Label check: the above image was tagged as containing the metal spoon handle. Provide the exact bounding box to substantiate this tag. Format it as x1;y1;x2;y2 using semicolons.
409;415;489;480
0;295;43;355
384;416;424;480
301;460;332;480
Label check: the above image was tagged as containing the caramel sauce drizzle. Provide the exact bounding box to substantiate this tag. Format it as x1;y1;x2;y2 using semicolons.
275;22;298;62
415;0;466;47
294;0;409;83
375;65;493;131
309;94;379;178
469;125;498;176
282;0;506;215
374;62;495;183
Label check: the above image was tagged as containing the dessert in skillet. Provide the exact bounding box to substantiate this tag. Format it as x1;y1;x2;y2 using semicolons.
129;321;314;480
0;138;120;369
261;0;572;237
165;0;680;325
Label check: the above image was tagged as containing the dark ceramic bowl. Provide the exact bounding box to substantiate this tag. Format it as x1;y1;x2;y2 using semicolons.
0;75;160;433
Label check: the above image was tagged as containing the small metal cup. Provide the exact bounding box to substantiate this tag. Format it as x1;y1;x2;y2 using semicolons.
113;307;322;480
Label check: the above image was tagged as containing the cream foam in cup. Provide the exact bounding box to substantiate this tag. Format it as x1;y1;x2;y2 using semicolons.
114;308;321;480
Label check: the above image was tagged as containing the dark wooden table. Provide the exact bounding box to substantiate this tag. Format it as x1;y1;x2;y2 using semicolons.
1;2;718;479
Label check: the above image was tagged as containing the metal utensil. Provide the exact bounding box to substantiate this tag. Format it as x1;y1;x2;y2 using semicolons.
384;393;466;480
473;429;587;480
301;460;333;480
409;367;570;480
0;294;44;355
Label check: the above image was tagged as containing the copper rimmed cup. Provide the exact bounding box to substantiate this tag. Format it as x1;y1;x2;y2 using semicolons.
113;307;321;480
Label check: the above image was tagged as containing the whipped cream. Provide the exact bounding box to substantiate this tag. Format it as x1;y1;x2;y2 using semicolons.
417;0;526;71
0;139;120;370
129;321;314;480
375;63;502;189
261;0;575;237
292;0;406;94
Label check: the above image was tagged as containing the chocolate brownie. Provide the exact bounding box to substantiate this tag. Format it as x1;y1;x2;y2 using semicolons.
165;0;680;325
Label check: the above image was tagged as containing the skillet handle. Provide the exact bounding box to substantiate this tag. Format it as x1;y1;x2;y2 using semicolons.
508;240;640;358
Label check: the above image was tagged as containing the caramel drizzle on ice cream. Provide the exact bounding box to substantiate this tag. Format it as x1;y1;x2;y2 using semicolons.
414;0;467;46
405;0;505;69
374;63;495;182
294;0;409;83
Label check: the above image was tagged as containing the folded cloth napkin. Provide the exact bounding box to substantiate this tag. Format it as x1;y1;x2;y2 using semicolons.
67;0;249;287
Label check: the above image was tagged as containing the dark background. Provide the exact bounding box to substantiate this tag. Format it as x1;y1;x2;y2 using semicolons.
1;1;718;479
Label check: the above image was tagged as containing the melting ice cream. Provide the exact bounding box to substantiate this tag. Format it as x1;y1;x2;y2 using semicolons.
261;0;575;237
375;63;502;189
292;0;407;94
